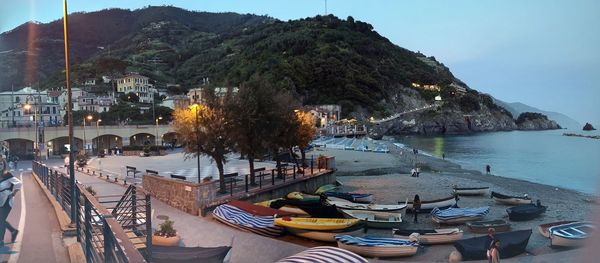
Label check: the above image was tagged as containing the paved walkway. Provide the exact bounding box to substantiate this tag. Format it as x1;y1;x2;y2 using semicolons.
0;167;69;263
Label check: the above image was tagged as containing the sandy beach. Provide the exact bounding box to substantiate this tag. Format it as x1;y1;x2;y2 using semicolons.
310;138;598;262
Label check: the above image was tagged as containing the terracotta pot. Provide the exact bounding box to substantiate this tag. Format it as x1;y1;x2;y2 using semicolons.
152;234;181;246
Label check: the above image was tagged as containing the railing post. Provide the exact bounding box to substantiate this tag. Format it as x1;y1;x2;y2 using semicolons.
103;218;114;263
271;170;275;185
293;165;296;179
75;186;81;242
245;174;249;192
229;180;233;196
259;173;262;189
311;156;314;175
84;199;92;261
145;193;153;262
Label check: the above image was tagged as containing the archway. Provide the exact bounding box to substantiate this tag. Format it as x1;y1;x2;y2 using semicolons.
129;133;155;146
161;132;181;147
48;136;84;158
5;139;34;160
91;134;123;155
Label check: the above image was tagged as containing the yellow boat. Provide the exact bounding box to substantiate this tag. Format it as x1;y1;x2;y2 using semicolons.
255;199;310;216
275;217;360;231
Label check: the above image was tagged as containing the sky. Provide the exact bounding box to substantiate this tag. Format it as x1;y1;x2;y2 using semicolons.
1;0;599;125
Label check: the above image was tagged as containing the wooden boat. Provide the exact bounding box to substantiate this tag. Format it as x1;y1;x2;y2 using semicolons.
392;228;463;244
255;199;309;217
506;203;546;221
431;207;489;225
335;235;418;258
285;223;365;242
466;220;511;233
404;195;458;213
538;220;576;238
453;186;490;196
341;209;402;229
228;200;297;217
152;245;232;263
276;246;368;263
286;192;321;204
314;184;338;194
268;199;345;218
491;191;532;205
275;217;360;231
327;197;407;212
323;192;373;203
454;229;532;260
212;204;284;237
549;222;595;247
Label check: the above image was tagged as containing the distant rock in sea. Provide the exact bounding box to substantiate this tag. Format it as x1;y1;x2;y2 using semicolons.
583;123;596;131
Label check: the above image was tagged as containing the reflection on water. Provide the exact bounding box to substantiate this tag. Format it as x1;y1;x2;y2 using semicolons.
396;129;600;194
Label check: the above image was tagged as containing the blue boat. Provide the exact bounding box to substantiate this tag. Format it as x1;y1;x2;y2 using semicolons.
335;236;418;257
549;222;595;247
431;207;489;224
212;204;284;237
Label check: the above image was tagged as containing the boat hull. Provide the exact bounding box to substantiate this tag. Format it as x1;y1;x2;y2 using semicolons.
342;210;403;229
491;191;532;205
328;198;407;212
453;187;489;196
454;229;532;260
286;225;365;242
432;215;485;225
537;221;576;238
548;222;595;247
507;205;547;221
466;220;511;233
393;229;463;245
275;217;360;231
406;196;457;213
337;242;418;258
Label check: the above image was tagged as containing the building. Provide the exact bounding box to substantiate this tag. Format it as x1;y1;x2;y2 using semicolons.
303;104;341;127
116;73;155;103
411;83;441;92
160;95;190;110
76;95;114;113
84;79;96;86
0;102;62;128
187;87;239;104
0;87;49;113
449;83;467;94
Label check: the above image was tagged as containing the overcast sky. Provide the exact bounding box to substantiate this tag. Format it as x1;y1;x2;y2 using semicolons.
1;0;599;125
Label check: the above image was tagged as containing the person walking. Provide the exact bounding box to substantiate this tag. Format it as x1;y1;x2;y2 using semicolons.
0;158;21;246
486;228;496;260
442;153;445;160
412;194;421;223
410;168;416;177
488;239;501;263
486;164;491;175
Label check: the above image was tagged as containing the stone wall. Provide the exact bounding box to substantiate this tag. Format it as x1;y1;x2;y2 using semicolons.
143;175;205;215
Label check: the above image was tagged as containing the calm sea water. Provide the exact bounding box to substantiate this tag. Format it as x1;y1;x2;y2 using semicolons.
396;129;600;194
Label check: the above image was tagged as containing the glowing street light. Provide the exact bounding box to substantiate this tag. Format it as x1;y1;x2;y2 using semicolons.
155;116;163;145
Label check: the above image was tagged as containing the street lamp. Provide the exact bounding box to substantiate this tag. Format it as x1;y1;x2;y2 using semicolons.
155;116;163;145
83;115;92;153
96;119;101;153
23;103;36;159
190;103;201;183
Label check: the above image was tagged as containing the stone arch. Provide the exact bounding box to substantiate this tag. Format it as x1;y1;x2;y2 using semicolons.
4;138;34;160
91;134;123;154
47;136;84;157
161;132;181;147
129;133;155;146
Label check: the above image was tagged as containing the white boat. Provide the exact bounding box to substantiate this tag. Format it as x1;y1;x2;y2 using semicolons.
453;186;490;196
491;191;532;205
405;195;457;212
327;197;407;212
342;209;402;229
549;222;595;247
393;228;463;245
335;235;418;258
538;221;576;238
285;224;365;242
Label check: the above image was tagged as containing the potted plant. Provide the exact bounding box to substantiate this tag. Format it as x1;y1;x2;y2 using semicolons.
152;219;180;246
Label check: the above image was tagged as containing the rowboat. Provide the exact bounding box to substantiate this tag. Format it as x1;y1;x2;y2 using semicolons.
431;207;489;225
454;229;532;260
212;204;284;237
255;199;310;217
274;217;361;231
466;220;511;233
538;220;577;238
286;192;321;204
491;191;532;205
151;245;232;263
267;199;345;218
453;186;490;196
548;222;595;247
315;184;338;194
392;228;463;244
276;246;368;263
341;209;402;229
506;203;546;221
285;223;366;242
335;235;418;258
323;192;374;203
404;195;458;213
228;200;297;217
327;197;407;212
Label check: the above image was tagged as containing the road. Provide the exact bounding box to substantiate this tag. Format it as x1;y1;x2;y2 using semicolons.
0;166;69;263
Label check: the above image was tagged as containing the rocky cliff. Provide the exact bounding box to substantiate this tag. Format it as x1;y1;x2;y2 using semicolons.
583;123;596;131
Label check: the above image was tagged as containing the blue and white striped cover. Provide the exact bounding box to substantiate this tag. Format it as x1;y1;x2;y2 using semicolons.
335;235;417;247
431;206;489;219
277;246;368;263
213;204;284;237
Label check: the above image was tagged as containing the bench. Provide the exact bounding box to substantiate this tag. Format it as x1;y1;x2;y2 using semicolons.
170;174;186;181
146;169;159;176
223;172;242;185
126;166;142;178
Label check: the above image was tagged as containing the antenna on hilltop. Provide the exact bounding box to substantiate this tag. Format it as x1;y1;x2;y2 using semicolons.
324;0;328;15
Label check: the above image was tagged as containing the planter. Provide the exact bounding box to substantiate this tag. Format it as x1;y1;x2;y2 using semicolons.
152;235;181;246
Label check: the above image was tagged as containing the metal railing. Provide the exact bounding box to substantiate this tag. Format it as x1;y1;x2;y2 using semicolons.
32;161;147;263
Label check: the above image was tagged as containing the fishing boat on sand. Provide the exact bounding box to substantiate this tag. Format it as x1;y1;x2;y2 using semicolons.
506;202;546;221
431;207;489;225
454;229;532;260
255;199;310;217
285;223;365;242
228;200;298;217
538;220;577;238
276;246;368;263
323;192;374;203
274;217;360;231
341;209;402;229
212;204;284;237
327;197;407;212
151;245;232;263
314;184;338;194
491;191;532;205
453;186;490;196
335;235;418;258
404;195;458;213
392;228;463;244
268;199;345;218
286;192;321;204
548;222;595;247
466;220;511;233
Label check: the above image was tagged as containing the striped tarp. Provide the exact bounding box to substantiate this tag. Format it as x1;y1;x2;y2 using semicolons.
431;206;489;220
213;204;284;237
277;246;368;263
335;235;417;247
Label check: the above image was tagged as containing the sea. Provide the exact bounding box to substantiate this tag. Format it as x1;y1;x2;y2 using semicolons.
395;129;600;195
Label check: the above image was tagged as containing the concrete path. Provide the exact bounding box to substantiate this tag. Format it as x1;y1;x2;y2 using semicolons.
0;170;69;263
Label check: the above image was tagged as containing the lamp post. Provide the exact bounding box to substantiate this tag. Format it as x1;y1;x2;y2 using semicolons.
63;0;77;224
96;119;101;153
23;103;36;159
83;115;92;153
155;116;162;145
190;104;201;183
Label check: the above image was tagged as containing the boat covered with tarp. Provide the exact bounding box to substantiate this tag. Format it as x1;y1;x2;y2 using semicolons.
335;235;418;258
466;220;511;233
431;207;489;224
212;204;284;237
269;199;345;218
276;246;368;263
506;203;547;221
454;229;532;260
228;200;297;217
151;245;232;263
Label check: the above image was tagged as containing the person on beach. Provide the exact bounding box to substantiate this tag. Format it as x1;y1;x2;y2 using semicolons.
486;164;491;175
489;239;501;263
416;167;420;177
410;168;416;177
486;228;496;260
0;157;20;246
442;153;445;160
412;195;421;223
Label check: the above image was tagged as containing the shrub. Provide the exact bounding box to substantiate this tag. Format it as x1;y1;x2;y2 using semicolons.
154;220;177;237
516;112;547;124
